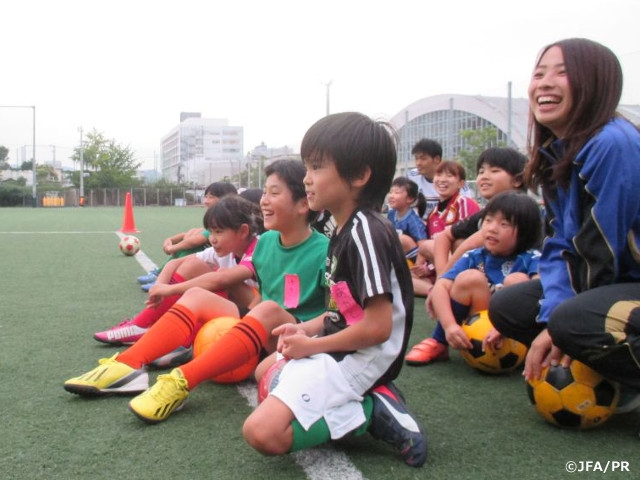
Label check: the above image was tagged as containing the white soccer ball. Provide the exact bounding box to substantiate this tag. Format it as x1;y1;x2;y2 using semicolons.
119;235;140;256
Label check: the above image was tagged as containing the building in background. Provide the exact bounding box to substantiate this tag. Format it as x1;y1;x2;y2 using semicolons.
391;94;640;177
391;94;529;176
246;142;299;189
160;112;243;186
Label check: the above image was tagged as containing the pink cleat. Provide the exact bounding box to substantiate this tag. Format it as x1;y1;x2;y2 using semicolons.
94;319;148;345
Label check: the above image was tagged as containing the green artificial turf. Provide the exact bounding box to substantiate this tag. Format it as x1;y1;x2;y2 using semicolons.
0;206;638;480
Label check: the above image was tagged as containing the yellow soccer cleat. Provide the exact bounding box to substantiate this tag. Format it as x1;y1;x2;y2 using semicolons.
128;368;190;424
64;354;149;396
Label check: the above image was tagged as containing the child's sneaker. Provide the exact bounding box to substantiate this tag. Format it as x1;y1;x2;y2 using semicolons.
63;354;148;396
615;386;640;414
141;281;156;292
368;384;427;467
94;319;147;345
137;269;159;284
405;338;449;366
148;346;193;369
129;369;190;424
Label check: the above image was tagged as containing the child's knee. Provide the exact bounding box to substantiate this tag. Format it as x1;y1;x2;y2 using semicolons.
454;269;487;288
250;300;282;318
503;272;529;286
243;415;289;455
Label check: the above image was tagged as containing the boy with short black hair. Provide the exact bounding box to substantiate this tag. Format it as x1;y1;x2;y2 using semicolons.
408;138;443;214
243;112;427;468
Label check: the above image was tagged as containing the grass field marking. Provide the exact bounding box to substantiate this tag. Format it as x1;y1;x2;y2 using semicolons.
115;231;157;273
0;230;157;273
236;382;365;480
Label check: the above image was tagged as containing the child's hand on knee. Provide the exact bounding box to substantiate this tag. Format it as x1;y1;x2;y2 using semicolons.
279;333;314;359
273;323;308;358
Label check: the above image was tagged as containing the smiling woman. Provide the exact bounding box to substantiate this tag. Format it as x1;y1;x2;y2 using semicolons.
490;38;640;418
528;46;573;138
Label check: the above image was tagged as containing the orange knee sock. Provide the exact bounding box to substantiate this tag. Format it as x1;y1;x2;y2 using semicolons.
118;304;197;369
180;315;269;389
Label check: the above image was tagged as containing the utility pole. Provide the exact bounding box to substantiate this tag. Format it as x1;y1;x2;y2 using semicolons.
322;80;332;116
79;126;85;206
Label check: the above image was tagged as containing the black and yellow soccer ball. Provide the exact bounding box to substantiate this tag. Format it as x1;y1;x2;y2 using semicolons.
460;310;527;374
527;360;620;429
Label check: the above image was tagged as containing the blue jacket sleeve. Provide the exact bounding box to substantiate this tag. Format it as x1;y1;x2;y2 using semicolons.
538;119;640;322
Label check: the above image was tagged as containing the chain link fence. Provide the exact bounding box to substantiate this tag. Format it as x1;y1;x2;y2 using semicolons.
9;188;205;208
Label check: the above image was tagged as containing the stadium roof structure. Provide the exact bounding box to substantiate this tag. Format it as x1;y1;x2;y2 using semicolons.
390;94;640;175
391;93;530;151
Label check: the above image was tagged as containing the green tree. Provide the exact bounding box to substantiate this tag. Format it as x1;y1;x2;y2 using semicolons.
20;160;33;170
70;129;142;188
0;145;8;162
457;127;507;176
36;163;60;184
0;181;30;206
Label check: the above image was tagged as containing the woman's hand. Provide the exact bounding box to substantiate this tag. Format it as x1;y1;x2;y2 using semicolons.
482;327;503;352
524;328;566;381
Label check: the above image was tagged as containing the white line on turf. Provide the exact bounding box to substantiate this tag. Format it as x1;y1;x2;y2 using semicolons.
236;377;365;480
115;232;157;273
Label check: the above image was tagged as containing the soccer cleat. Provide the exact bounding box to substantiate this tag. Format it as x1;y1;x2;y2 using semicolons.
94;319;148;345
148;346;193;369
64;354;149;397
368;384;427;467
137;271;158;284
141;281;156;292
129;368;190;424
615;387;640;414
405;338;449;366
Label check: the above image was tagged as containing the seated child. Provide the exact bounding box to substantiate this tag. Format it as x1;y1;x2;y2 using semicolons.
386;176;427;264
243;112;427;467
94;195;263;356
412;161;480;296
432;148;527;278
426;192;541;357
137;181;238;291
406;147;527;365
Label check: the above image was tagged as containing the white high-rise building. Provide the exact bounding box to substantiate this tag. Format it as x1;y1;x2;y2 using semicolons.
160;112;243;186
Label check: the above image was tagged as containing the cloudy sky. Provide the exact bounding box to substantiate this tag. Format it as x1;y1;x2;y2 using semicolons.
1;0;639;170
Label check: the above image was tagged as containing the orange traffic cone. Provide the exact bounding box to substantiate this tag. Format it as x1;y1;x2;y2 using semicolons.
120;192;139;233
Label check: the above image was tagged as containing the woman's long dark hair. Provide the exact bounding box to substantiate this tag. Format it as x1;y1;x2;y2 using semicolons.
526;38;623;192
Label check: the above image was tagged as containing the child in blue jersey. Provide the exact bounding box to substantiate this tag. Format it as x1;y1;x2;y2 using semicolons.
243;112;427;468
430;191;541;351
386;176;427;263
489;38;640;414
406;148;529;365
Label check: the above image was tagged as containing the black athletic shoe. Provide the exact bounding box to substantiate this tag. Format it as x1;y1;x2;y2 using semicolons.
368;384;427;467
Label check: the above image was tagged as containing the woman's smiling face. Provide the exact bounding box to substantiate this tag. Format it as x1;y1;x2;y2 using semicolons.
528;45;573;138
